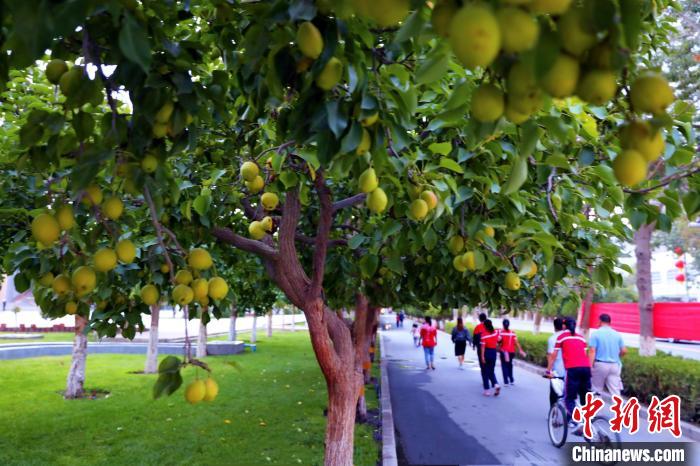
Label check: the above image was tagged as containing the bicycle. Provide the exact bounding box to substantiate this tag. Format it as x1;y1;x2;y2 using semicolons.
544;375;621;450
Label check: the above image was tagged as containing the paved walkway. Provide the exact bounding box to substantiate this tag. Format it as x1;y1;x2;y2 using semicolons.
382;322;694;466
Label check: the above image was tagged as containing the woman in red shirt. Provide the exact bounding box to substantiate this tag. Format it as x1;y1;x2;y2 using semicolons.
479;319;500;396
420;316;438;370
499;319;526;386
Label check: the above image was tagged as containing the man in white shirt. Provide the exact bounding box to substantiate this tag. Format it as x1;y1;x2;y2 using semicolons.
546;317;566;406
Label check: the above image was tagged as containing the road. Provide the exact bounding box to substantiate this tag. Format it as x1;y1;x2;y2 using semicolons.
381;322;697;466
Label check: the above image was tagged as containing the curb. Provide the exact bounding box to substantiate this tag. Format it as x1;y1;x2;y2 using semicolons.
513;358;700;442
379;333;398;466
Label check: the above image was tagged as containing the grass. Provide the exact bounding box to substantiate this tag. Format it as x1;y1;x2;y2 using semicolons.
0;331;78;342
0;332;380;466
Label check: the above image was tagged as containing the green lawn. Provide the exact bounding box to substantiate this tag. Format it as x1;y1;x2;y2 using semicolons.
0;331;78;342
0;332;380;466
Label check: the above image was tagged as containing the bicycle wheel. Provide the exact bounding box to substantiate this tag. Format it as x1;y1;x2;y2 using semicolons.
590;416;621;450
547;401;568;448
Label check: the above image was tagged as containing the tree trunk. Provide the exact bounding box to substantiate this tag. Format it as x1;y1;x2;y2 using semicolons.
65;315;87;399
144;305;160;374
291;312;295;332
267;309;273;337
579;270;594;340
635;222;656;356
251;314;257;343
326;375;358;465
196;320;207;358
533;311;542;335
229;310;237;341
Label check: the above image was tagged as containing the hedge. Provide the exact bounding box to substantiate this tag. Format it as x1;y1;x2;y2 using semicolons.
443;321;700;426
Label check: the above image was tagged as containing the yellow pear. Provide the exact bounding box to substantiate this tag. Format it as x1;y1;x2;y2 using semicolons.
539;54;579;98
505;271;521;290
203;378;219;402
246;175;265;194
175;269;193;285
483;226;495;238
152;122;168;138
356;128;371;155
613;150;647;186
420;191;438;210
102;197;124;220
208;277;229;300
240;161;259;182
72;266;97;296
505;102;531;124
497;7;539;53
630;73;674;115
55;205;76;230
558;6;596;56
82;184;103;206
367;188;388;213
65;301;78;315
261;216;274;232
31;214;60;246
619;120;665;162
188;248;213;270
141;284;159;306
431;0;458;37
577;70;617;105
507;62;542;114
447;236;464;255
529;0;571;14
249;221;267;239
365;0;410;27
462;251;477;271
471;84;504;123
45;59;68;84
261;192;279;211
141;154;158;173
172;284;194;306
358;168;378;193
155;101;174;124
315;57;343;90
39;272;55;287
52;274;71;295
116;239;137;263
297;21;324;59
520;259;538;279
360;112;379;127
184;379;206;404
191;278;210;301
410;199;429;221
94;248;118;272
449;3;501;70
453;255;467;272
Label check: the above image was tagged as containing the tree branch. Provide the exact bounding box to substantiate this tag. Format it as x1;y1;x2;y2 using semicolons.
546;168;559;223
310;171;333;299
332;193;366;213
144;185;175;283
624;162;700;195
211;227;278;260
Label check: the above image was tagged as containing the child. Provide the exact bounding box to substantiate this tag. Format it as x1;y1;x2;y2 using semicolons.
411;323;420;347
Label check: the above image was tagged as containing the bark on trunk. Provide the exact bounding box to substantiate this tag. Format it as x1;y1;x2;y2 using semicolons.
229;310;237;341
267;309;273;338
325;376;358;465
533;311;542;335
144;305;160;374
635;222;656;356
65;315;88;399
579;279;594;340
251;314;257;343
291;312;295;332
196;321;207;358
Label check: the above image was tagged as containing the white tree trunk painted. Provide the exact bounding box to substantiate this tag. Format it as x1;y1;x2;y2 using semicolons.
267;310;273;337
533;311;542;335
196;320;207;358
144;305;160;374
291;312;295;332
251;314;258;343
229;311;237;341
65;315;88;399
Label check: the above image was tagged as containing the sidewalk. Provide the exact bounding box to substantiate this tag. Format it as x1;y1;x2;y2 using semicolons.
381;322;694;466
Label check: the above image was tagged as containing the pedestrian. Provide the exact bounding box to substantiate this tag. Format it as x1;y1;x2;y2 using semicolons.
546;317;566;406
399;311;405;328
499;319;526;386
547;317;591;432
395;312;400;328
479;319;500;396
420;316;438;370
411;322;420;347
451;317;471;368
472;312;487;383
588;313;627;397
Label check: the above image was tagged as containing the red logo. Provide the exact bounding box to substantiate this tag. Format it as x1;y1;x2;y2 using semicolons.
648;395;682;438
609;395;640;434
572;392;605;439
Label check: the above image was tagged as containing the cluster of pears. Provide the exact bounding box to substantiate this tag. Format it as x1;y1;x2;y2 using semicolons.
151;99;193;139
184;376;219;404
249;188;279;239
447;233;486;273
295;21;344;91
408;189;438;221
160;248;230;308
358;167;388;214
612;73;674;187
240;161;265;194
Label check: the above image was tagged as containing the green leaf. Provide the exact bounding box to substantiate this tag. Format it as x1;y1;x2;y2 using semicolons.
501;155;528;195
279;171;298;188
682;192;700;217
423;227;438;250
325;100;348;139
193;194;211;217
359;254;379;278
415;47;449;85
119;13;152;74
519;120;542;158
438;157;464;174
429;142;452;155
348;234;366;250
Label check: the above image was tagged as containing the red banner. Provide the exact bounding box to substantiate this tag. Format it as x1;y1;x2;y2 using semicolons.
585;302;700;340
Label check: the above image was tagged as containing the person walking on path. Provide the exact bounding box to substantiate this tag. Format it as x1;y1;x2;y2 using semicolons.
420;316;438;370
396;312;400;328
472;313;487;384
546;317;566;406
547;317;591;426
411;322;420;347
479;319;500;396
588;313;627;397
499;319;526;386
451;317;471;369
398;311;405;328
